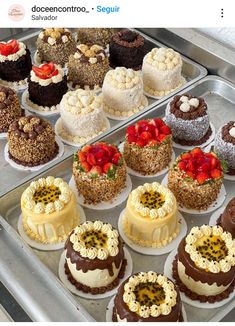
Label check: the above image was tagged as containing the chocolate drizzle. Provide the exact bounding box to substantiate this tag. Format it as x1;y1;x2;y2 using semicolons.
170;94;207;120
221;121;235;145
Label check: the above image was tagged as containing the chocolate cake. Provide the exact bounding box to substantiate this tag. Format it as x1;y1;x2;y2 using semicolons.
165;94;212;145
109;29;149;70
113;271;183;321
64;221;126;294
76;28;115;47
0;85;23;133
8;116;58;167
217;198;235;237
214;121;235;175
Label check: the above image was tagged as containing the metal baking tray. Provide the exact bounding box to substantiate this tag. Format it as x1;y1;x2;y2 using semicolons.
1;75;235;322
0;28;207;196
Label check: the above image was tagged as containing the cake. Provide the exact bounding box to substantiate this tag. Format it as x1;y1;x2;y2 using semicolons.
123;118;172;175
8;116;59;167
109;29;149;70
64;220;127;294
67;43;109;90
101;67;148;118
165;94;212;145
142;48;184;97
0;39;32;87
214;121;235;175
76;28;114;48
113;271;183;321
217;198;235;238
168;147;225;210
36;28;76;66
73;142;126;204
26;62;68;110
173;225;235;302
123;182;179;248
0;85;24;133
21;176;80;244
59;89;108;144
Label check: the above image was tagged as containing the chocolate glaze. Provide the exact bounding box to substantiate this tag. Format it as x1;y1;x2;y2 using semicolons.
170;94;207;120
222;121;235;145
217;198;235;237
174;125;212;146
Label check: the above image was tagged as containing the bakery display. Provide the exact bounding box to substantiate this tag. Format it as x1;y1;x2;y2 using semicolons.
8;116;58;167
27;62;68;110
142;48;184;97
0;85;24;133
76;28;114;48
21;176;80;244
101;67;148;118
123;118;172;175
113;271;183;321
168;147;225;210
214;121;235;175
59;89;108;144
36;28;76;66
64;220;126;294
67;43;109;90
217;198;235;238
123;182;179;248
173;225;235;302
73;142;126;204
0;39;32;86
165;94;212;146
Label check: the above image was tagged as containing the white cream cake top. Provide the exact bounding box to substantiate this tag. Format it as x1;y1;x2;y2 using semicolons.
0;41;26;63
105;67;142;90
145;47;182;71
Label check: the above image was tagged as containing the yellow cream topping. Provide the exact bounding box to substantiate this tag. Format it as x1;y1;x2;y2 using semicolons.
195;235;228;262
140;191;165;210
81;230;108;249
33;185;61;205
134;282;165;307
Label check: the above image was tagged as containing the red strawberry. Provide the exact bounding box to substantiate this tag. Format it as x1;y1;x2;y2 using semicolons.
181;152;191;160
187;159;196;172
158;134;166;142
191;147;203;158
148;139;158;146
160;125;171;135
112;153;122;165
136;139;146;147
143;123;155;134
78;151;86;163
178;161;187;171
127;125;136;135
210;157;219;169
196;172;209;185
210;169;222;179
198;162;210;172
186;171;195;178
81;161;91;172
96;156;109;166
127;134;137;143
89;165;102;177
86;153;96;166
154;118;164;128
103;162;114;174
95;148;105;159
82;145;92;153
140;131;152;141
154;128;159;139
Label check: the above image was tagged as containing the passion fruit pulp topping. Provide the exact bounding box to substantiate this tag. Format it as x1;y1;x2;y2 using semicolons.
81;230;108;249
33;186;61;205
196;235;228;262
134;282;165;307
140;191;165;210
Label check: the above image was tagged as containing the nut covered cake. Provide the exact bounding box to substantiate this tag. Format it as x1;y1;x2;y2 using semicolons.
64;221;127;294
217;198;235;238
113;271;183;321
123;182;180;248
173;225;235;302
76;28;114;47
21;176;80;244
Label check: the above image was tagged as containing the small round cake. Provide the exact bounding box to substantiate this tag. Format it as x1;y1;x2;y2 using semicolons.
21;176;80;244
217;198;235;238
214;121;235;175
67;43;109;90
142;48;183;97
113;271;183;322
109;29;149;70
27;62;68;110
165;94;211;145
0;39;32;86
168;147;225;210
59;89;108;144
173;225;235;302
36;28;77;66
123;182;179;248
123;118;172;175
101;67;148;118
76;28;115;47
73;142;126;204
64;220;126;294
8;116;58;167
0;85;23;133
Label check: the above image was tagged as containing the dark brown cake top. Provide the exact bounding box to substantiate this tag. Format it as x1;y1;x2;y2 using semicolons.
112;29;145;48
221;121;235;145
0;86;17;110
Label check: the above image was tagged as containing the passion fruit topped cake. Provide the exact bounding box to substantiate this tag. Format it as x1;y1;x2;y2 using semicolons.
173;225;235;302
123;118;172;175
168;147;226;210
113;271;183;321
64;220;126;294
217;197;235;238
73;142;126;204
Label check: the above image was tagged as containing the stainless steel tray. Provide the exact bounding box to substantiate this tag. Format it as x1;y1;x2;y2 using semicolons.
0;28;207;196
1;75;235;322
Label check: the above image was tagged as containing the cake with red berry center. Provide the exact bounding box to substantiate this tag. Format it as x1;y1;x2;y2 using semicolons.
214;121;235;175
0;39;32;86
217;198;235;238
26;62;68;110
76;28;115;48
123;118;172;175
113;271;183;322
73;142;126;204
173;225;235;302
168;147;225;210
165;94;211;145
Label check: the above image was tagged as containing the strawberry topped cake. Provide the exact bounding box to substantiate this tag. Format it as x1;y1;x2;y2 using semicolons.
168;147;226;210
73;142;127;204
123;118;173;175
0;39;32;87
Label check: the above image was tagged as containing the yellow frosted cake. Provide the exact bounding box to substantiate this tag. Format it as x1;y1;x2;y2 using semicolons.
21;176;80;244
123;182;179;248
